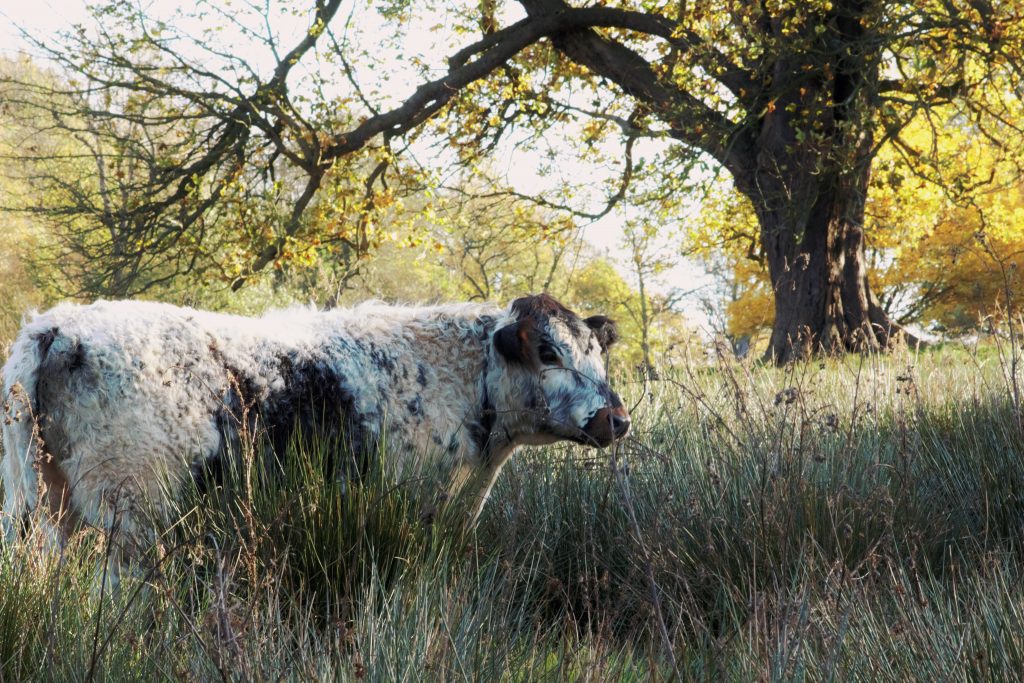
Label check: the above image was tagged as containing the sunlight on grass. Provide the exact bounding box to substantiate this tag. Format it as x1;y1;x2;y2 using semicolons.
0;344;1022;680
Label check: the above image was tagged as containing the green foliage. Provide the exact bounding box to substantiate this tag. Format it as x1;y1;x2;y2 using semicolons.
262;184;697;374
868;110;1024;331
6;2;1024;358
0;55;689;368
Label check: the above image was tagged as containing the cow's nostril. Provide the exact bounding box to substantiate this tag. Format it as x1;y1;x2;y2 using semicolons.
611;414;630;438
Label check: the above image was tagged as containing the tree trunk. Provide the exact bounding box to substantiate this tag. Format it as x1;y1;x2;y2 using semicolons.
735;1;914;365
636;264;654;375
752;161;907;364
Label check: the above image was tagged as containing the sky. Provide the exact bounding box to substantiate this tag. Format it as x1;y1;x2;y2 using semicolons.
0;1;716;324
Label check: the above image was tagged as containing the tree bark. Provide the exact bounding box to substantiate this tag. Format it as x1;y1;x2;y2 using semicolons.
752;162;907;364
732;0;915;364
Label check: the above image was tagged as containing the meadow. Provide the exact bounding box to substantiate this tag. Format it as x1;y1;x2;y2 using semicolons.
0;341;1022;682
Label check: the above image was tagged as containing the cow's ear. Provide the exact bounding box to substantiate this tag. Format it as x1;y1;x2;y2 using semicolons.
494;319;536;365
584;315;619;351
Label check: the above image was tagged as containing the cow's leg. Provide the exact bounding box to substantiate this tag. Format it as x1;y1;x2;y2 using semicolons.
63;459;174;591
0;454;73;549
445;444;516;524
467;463;509;524
37;453;80;544
0;460;34;544
1;432;77;549
1;402;39;543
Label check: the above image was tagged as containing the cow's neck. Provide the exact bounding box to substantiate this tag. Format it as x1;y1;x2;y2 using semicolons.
475;339;506;462
399;309;505;461
449;343;514;522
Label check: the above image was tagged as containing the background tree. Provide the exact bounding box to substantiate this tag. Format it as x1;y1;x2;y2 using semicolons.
868;108;1024;331
428;188;579;301
5;0;1024;361
690;105;1024;345
312;186;695;370
617;219;690;375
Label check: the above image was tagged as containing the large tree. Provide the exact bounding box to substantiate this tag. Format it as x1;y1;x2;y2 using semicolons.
6;0;1023;361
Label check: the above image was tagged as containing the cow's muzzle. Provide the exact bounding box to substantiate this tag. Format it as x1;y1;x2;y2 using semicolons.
582;404;630;447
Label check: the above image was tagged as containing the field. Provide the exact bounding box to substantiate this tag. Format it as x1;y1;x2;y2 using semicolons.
1;343;1022;681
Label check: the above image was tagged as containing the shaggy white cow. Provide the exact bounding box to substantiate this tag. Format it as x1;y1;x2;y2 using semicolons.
1;293;629;557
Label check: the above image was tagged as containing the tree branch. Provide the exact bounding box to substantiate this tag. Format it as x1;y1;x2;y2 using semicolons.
516;0;756;178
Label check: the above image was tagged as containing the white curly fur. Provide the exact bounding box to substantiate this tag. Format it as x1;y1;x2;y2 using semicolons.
1;294;627;554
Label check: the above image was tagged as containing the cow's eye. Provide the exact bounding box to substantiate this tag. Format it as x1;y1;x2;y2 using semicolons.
538;345;561;366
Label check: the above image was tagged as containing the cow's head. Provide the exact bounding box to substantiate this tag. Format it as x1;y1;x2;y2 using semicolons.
488;293;629;448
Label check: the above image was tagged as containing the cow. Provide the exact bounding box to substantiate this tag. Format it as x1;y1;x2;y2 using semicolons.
1;293;629;571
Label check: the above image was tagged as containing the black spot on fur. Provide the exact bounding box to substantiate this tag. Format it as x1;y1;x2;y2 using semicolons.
68;343;87;372
471;393;498;464
406;396;423;417
190;449;225;495
416;363;428;387
368;344;396;374
34;327;58;359
468;421;490;460
260;354;370;468
199;351;373;490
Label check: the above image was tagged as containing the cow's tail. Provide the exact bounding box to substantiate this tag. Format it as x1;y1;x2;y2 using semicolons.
1;324;58;541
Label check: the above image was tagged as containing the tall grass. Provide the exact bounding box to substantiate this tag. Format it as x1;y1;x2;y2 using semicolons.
1;344;1022;681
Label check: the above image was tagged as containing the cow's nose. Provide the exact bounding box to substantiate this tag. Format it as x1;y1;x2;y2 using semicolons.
611;412;630;438
582;405;630;446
